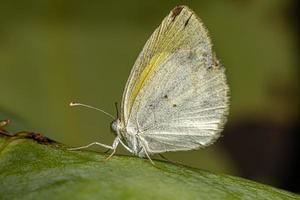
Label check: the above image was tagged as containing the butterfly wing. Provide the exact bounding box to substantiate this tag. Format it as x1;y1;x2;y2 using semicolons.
121;5;229;154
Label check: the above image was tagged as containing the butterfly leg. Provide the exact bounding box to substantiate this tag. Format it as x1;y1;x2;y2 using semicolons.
136;115;154;164
158;154;182;165
68;140;115;151
143;147;155;165
137;135;155;165
158;154;170;162
105;137;120;160
104;149;111;154
119;139;134;153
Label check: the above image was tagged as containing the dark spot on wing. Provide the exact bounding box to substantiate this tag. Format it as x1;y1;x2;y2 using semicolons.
173;104;177;107
164;95;168;99
208;54;220;70
149;104;153;107
202;100;209;106
171;6;184;21
184;14;193;28
213;55;221;68
202;52;213;70
187;50;196;60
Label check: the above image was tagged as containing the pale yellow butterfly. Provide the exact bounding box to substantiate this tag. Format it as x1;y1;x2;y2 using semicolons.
70;5;229;164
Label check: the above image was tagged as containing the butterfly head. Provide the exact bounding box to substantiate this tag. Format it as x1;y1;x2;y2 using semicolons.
110;119;122;136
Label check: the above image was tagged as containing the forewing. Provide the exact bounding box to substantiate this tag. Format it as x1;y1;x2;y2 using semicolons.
122;6;229;153
121;5;208;122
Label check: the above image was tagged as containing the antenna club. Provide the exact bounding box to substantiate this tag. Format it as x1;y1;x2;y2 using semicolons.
69;102;78;106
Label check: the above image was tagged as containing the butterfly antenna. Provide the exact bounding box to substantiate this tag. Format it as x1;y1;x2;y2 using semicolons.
70;102;115;119
115;102;119;119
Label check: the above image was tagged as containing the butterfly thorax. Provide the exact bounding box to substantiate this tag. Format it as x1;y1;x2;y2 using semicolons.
124;126;145;156
111;119;145;157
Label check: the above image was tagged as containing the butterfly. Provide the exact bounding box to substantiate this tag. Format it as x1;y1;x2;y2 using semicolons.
70;5;229;165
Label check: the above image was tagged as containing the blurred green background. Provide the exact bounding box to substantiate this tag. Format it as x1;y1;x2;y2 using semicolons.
0;0;298;192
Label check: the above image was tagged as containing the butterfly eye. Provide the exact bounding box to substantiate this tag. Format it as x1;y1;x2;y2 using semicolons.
110;120;118;136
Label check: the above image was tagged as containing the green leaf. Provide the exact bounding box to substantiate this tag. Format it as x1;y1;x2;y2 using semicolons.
0;129;299;200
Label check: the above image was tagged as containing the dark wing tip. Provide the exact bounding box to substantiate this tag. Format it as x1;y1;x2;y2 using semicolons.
171;5;185;21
